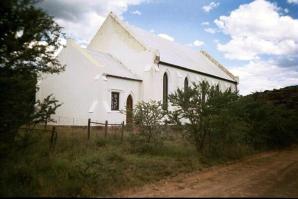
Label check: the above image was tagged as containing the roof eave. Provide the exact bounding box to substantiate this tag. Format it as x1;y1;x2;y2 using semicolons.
159;60;238;85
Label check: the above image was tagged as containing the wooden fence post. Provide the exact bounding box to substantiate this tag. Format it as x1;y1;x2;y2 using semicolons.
50;126;57;149
53;126;58;145
121;121;124;142
88;118;91;140
50;126;55;145
104;120;108;138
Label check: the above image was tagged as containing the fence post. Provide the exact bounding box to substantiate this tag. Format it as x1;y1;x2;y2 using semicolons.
121;121;124;142
54;126;58;145
50;126;55;145
72;117;75;133
105;120;108;138
88;118;91;140
50;126;57;149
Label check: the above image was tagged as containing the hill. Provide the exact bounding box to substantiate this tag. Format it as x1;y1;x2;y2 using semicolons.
249;85;298;110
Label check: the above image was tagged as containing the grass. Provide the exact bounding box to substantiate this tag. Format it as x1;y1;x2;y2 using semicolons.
0;126;206;197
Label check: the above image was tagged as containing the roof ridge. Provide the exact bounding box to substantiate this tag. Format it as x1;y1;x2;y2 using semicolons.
200;50;238;82
87;48;139;78
68;39;103;68
105;53;139;77
108;12;163;62
108;12;148;51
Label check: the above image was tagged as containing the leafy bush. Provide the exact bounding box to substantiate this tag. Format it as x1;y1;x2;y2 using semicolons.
168;81;298;157
169;81;241;153
133;100;167;143
237;96;298;150
32;95;62;128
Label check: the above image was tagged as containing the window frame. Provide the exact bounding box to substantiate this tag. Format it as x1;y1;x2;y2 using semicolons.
111;91;120;111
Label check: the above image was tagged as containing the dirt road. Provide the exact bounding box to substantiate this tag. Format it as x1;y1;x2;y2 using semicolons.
119;147;298;197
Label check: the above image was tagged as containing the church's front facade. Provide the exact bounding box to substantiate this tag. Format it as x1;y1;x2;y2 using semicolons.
37;12;238;125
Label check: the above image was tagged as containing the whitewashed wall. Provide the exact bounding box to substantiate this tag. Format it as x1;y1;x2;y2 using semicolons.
38;41;102;125
102;76;141;124
143;63;237;105
37;40;142;125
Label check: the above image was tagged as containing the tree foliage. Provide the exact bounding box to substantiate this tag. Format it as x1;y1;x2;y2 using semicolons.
0;0;65;142
169;80;298;156
31;94;62;128
169;81;239;152
0;0;64;73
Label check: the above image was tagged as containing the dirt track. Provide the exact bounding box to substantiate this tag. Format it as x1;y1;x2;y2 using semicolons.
119;147;298;197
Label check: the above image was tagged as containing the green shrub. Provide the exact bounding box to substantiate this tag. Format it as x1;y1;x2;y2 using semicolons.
133;101;166;143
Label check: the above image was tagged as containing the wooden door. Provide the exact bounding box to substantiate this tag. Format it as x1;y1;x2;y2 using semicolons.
126;95;133;125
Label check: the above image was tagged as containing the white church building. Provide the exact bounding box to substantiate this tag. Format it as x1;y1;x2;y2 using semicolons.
37;12;239;125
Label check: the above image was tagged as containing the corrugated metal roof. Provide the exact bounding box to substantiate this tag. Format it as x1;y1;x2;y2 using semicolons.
110;13;236;82
86;49;141;80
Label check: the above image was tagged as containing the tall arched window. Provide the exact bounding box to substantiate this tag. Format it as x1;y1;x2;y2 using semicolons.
163;73;168;110
184;77;189;91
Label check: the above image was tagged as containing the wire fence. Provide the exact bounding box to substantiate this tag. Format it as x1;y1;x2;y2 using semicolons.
48;115;93;126
87;119;125;141
17;114;132;150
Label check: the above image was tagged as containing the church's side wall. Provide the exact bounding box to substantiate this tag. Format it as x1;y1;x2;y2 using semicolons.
143;63;237;106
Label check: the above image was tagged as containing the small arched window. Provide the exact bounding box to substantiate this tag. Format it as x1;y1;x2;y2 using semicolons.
184;77;189;91
163;73;168;110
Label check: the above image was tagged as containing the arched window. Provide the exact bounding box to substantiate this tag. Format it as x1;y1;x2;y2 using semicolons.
163;73;168;110
184;77;189;91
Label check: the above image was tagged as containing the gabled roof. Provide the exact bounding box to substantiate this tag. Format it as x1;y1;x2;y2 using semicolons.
104;12;237;83
66;39;141;81
86;49;141;80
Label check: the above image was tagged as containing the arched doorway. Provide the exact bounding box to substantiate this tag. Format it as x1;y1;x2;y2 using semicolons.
126;95;133;126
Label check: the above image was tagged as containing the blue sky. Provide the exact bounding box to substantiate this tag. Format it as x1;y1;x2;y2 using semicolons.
39;0;298;95
123;0;252;68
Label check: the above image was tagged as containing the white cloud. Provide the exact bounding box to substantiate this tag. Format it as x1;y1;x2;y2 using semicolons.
202;2;220;13
288;0;298;4
131;10;142;15
56;12;105;47
38;0;146;46
204;28;217;34
214;0;298;60
201;21;210;26
231;60;298;95
186;40;204;48
193;40;204;47
158;33;175;41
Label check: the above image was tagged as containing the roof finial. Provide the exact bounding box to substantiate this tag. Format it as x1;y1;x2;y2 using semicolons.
108;11;116;18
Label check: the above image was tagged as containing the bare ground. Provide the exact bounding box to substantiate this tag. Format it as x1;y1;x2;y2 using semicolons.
118;146;298;197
